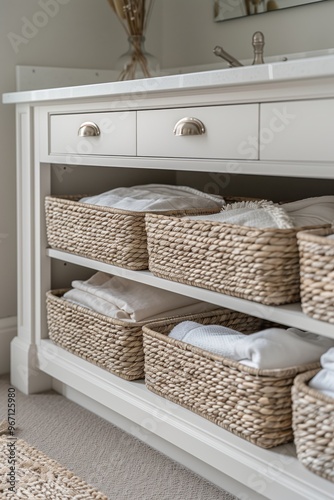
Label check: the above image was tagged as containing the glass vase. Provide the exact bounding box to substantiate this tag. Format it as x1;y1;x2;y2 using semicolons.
116;35;159;81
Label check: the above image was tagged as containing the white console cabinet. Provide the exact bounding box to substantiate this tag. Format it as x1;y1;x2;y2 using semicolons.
3;57;334;500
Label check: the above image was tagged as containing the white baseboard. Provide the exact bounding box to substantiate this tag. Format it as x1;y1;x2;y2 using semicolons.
0;317;17;375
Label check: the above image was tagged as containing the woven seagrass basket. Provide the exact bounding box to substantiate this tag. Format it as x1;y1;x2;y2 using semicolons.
145;213;326;305
297;227;334;323
46;289;147;380
143;310;320;448
46;290;226;381
45;195;220;271
292;369;334;482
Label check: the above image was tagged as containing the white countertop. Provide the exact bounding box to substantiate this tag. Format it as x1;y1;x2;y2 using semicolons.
3;53;334;104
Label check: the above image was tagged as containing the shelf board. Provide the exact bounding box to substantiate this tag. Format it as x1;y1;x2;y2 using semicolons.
42;155;334;179
38;339;334;500
47;248;334;338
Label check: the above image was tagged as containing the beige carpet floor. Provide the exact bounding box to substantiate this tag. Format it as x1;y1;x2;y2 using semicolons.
0;374;239;500
0;433;108;499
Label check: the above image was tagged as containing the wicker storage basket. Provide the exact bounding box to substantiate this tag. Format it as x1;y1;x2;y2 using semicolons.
45;195;219;271
292;369;334;482
46;289;147;380
297;227;334;323
46;290;226;381
143;310;320;448
145;213;327;305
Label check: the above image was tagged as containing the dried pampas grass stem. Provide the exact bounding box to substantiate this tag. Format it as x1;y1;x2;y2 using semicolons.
107;0;156;80
107;0;155;36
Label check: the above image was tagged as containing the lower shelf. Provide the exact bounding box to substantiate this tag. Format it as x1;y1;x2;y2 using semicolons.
47;248;334;338
38;339;333;500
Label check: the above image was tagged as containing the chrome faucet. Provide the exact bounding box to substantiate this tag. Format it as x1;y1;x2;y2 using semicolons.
213;46;243;67
214;31;265;67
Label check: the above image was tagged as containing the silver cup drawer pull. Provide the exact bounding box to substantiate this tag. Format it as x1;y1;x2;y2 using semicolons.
78;121;100;137
173;117;206;136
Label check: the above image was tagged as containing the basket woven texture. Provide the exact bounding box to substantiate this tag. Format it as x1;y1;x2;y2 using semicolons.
143;310;320;448
145;213;317;305
292;369;334;482
46;289;148;380
45;195;219;271
46;291;231;381
297;227;334;323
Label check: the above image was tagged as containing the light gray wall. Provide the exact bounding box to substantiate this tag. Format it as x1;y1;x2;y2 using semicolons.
160;0;334;68
0;0;161;319
1;0;334;319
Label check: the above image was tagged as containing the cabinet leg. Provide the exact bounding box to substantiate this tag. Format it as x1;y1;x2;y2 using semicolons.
10;337;52;394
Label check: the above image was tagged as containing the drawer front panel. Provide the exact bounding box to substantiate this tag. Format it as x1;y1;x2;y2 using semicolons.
260;99;334;162
137;105;259;159
49;112;136;156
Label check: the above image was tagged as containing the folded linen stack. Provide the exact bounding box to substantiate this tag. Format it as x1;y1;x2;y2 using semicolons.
308;347;334;398
186;200;294;229
80;184;225;212
169;322;245;358
63;272;217;322
282;195;334;227
168;322;334;369
186;196;334;229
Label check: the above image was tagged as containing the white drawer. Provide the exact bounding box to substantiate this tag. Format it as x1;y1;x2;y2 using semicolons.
137;105;259;159
260;99;334;162
49;111;136;156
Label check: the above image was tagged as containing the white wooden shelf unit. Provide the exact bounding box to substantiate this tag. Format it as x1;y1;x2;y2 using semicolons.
3;56;334;500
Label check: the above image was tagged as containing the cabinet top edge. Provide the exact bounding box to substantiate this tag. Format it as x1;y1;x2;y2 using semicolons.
3;54;334;105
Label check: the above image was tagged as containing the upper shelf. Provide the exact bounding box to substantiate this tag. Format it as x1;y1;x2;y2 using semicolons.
4;53;334;105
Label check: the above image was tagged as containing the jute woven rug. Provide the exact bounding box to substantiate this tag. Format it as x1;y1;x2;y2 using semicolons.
0;421;107;499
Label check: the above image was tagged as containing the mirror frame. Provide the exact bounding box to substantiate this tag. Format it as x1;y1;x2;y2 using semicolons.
214;0;327;22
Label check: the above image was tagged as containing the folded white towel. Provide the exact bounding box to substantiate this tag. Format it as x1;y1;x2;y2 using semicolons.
320;347;334;371
308;347;334;398
63;288;131;320
64;272;217;322
234;328;334;369
308;369;334;399
186;200;294;229
282;195;334;227
168;322;334;369
186;195;334;229
80;184;224;212
168;321;245;357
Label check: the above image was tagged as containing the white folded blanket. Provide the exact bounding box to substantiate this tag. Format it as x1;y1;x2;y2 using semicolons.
168;321;245;357
186;200;295;229
168;323;334;369
308;369;334;399
282;195;334;227
233;328;334;369
63;272;217;322
308;347;334;398
79;184;224;212
186;195;334;229
63;288;130;320
320;347;334;371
